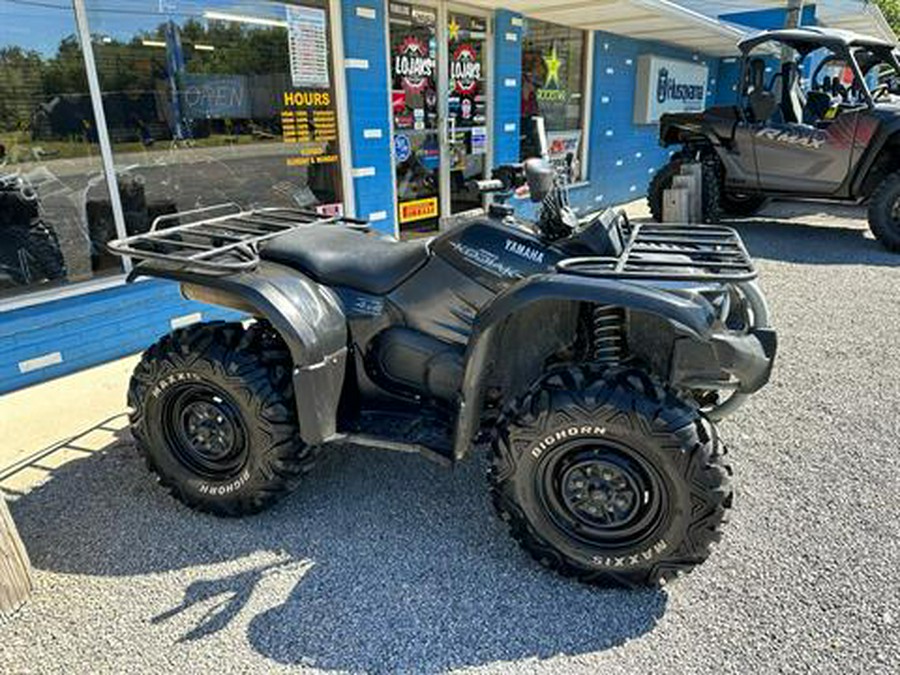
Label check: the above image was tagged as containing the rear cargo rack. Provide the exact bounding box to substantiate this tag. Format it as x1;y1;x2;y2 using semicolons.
107;203;369;274
558;223;757;282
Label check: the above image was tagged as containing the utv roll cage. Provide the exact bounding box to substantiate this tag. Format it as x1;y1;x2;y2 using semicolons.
737;27;900;110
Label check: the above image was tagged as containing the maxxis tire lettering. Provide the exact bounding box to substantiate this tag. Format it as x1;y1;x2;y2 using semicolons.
490;365;732;587
128;321;321;517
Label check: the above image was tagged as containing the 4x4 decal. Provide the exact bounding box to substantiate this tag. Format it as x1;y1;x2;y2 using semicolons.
756;127;826;149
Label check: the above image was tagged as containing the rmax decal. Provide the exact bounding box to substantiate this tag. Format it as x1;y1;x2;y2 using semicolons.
505;239;545;264
449;241;520;279
757;127;826;149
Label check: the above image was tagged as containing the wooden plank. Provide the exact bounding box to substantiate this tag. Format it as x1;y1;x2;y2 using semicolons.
0;494;32;618
681;163;704;223
663;187;690;223
672;174;699;223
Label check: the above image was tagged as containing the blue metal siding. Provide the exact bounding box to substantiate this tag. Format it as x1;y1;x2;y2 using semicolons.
506;31;723;214
340;0;396;234
492;10;524;166
0;281;239;393
719;5;818;30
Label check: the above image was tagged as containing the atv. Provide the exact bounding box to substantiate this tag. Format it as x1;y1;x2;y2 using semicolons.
0;172;67;287
110;159;776;587
649;27;900;252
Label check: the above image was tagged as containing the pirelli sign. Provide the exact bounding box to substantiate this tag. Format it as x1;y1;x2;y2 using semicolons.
399;197;438;224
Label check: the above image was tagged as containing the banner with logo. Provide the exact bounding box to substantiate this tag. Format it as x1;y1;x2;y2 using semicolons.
634;55;708;125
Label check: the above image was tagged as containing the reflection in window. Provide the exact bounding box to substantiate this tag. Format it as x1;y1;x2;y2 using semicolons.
84;0;344;249
0;0;119;300
520;19;586;181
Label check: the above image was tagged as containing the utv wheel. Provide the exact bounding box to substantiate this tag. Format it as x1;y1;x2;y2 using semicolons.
720;193;768;218
128;321;318;516
867;172;900;252
648;158;721;224
490;366;731;587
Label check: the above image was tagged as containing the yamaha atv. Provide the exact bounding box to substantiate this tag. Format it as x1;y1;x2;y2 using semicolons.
649;27;900;252
0;172;67;287
110;160;776;587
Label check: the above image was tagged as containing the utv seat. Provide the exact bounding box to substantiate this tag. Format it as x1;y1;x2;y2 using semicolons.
261;225;429;295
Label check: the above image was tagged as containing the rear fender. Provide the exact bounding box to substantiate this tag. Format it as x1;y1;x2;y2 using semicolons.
452;275;719;461
135;261;348;445
850;121;900;198
659;109;737;149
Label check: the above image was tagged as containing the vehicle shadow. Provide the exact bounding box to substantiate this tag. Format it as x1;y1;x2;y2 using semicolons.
722;205;900;267
8;434;667;673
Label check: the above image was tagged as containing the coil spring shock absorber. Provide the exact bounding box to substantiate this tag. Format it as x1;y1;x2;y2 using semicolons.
592;305;627;366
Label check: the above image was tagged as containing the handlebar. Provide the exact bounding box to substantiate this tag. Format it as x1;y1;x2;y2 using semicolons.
471;179;507;194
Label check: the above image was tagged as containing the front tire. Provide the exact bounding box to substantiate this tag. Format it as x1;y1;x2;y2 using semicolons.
490;367;731;587
128;321;319;516
867;172;900;252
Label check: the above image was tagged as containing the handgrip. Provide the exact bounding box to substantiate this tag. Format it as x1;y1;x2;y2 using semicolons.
471;179;507;193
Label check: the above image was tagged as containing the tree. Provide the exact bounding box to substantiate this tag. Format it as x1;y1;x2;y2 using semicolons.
874;0;900;34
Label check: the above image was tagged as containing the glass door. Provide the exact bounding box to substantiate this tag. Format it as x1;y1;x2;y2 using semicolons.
443;8;490;220
389;2;490;237
389;3;441;237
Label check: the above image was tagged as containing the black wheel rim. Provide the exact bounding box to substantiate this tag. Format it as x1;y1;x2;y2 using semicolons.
536;439;668;549
161;381;248;479
891;196;900;225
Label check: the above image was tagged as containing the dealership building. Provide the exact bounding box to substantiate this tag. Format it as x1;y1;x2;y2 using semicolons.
0;0;893;392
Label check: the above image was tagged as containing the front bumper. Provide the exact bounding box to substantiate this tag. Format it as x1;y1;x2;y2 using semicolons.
671;328;778;395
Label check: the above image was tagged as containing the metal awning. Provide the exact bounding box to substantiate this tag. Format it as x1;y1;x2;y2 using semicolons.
469;1;898;55
464;0;750;56
676;0;897;45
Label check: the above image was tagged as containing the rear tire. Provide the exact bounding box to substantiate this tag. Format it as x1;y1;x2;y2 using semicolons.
720;193;768;218
867;172;900;252
648;157;721;224
128;321;318;516
490;366;731;587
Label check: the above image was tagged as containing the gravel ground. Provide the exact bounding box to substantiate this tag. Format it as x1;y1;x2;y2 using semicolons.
2;201;899;674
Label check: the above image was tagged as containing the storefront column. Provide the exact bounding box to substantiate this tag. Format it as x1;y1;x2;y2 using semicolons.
492;10;524;166
340;0;397;235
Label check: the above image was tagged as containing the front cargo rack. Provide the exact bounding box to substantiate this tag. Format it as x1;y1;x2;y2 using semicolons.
558;223;757;283
107;203;369;274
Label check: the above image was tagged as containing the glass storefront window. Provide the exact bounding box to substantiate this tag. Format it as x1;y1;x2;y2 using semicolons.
520;19;587;181
83;0;344;257
0;0;120;301
389;2;440;236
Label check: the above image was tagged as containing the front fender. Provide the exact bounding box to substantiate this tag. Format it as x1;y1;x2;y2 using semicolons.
136;261;347;445
452;275;720;460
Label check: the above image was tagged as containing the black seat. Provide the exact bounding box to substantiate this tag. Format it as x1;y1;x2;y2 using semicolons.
261;226;429;295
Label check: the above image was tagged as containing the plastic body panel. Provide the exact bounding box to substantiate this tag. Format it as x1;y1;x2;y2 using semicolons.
149;261;348;445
